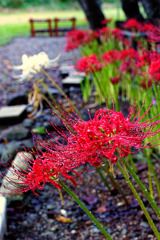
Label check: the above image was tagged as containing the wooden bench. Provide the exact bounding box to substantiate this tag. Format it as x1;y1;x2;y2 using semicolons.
29;18;76;37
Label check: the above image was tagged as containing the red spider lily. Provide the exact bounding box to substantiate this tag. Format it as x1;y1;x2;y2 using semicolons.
75;54;103;74
65;29;87;51
65;29;98;51
123;19;142;31
110;76;121;85
65;42;77;51
84;30;99;43
139;50;160;66
141;23;155;33
141;78;152;89
121;39;132;48
102;50;121;64
120;48;139;61
111;28;123;41
0;149;85;195
120;60;137;76
147;25;160;45
119;48;140;75
2;100;160;195
38;137;101;168
101;18;112;25
149;59;160;82
99;26;111;36
51;100;160;165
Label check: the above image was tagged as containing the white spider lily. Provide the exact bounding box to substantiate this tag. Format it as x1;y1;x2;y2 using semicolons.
14;52;60;80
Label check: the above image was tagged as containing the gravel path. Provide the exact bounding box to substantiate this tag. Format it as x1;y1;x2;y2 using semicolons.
0;36;79;65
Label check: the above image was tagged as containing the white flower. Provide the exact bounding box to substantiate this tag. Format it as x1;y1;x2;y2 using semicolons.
13;52;60;81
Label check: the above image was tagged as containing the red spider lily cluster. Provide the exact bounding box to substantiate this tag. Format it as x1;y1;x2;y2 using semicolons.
65;19;158;53
123;19;143;31
75;54;103;74
149;59;160;82
1;100;160;195
75;47;160;89
123;18;155;34
102;50;121;63
65;29;99;51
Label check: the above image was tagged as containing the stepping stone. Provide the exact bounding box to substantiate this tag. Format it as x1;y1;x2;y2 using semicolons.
59;64;75;78
0;196;7;240
62;75;85;89
69;71;86;78
0;105;27;124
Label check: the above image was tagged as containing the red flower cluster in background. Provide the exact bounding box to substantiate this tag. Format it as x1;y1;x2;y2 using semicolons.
149;58;160;82
111;28;124;41
101;18;112;25
123;19;142;31
141;78;152;89
75;54;103;73
110;76;121;84
139;50;160;65
123;19;155;34
65;29;86;51
65;29;98;51
102;50;121;64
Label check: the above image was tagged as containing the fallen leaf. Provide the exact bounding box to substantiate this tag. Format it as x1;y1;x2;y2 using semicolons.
81;195;99;205
56;215;72;223
3;140;9;145
27;113;36;119
95;205;107;213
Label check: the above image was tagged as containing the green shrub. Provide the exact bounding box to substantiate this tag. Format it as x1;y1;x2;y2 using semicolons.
0;0;74;8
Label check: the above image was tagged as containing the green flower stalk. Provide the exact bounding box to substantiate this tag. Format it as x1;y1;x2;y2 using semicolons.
60;181;113;240
117;161;160;240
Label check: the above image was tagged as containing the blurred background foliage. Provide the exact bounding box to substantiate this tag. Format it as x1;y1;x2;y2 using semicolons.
0;0;117;9
0;0;122;46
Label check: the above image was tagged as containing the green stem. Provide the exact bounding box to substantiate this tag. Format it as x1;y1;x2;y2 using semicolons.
117;161;160;240
102;159;129;206
60;181;113;240
93;72;106;100
127;154;137;173
39;79;57;105
96;167;112;191
40;68;83;119
149;158;160;201
121;157;160;219
42;95;57;110
41;67;68;99
147;154;154;199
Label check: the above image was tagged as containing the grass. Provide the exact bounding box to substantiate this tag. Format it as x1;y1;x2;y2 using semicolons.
0;7;125;46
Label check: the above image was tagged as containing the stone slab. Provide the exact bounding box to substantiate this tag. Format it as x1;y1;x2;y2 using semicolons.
62;76;84;89
59;64;75;72
0;196;7;240
59;64;75;78
69;71;86;78
0;105;27;124
0;105;27;119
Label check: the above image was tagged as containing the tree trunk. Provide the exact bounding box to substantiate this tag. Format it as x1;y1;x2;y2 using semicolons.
141;0;160;25
121;0;145;21
121;0;160;25
78;0;106;30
